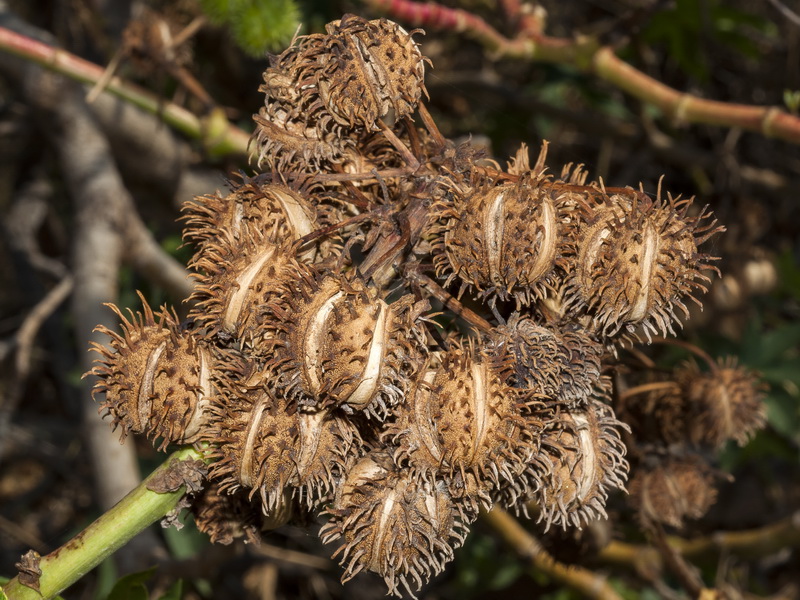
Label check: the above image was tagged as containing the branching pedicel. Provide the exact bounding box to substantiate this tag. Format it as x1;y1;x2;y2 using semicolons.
89;13;765;597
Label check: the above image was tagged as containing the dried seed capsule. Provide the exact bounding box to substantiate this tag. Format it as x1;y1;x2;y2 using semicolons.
387;344;543;509
616;380;687;446
206;370;360;512
568;188;722;340
431;174;575;307
317;15;427;130
628;454;718;528
89;295;230;449
191;483;280;546
320;452;473;597
536;397;629;529
253;15;425;170
252;99;354;171
182;179;322;266
188;241;313;349
487;314;602;407
677;357;767;449
268;273;427;418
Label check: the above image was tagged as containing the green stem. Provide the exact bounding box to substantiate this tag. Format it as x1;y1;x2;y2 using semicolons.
0;26;251;159
1;447;204;600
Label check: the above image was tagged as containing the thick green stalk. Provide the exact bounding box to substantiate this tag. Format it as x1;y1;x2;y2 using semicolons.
1;447;203;600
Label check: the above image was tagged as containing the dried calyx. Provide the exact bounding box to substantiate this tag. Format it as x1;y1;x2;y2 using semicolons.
85;13;747;598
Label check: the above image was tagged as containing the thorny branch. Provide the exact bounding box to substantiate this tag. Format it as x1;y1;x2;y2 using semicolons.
363;0;800;145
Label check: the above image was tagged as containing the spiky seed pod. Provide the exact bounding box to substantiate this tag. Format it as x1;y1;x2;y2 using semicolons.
253;15;425;169
431;174;575;307
616;381;687;446
536;397;629;529
252;100;355;172
568;189;722;341
387;344;543;509
320;452;473;597
487;315;602;407
628;454;718;528
317;15;426;130
89;296;232;449
191;483;273;546
267;273;427;418
676;357;767;449
182;178;324;266
188;240;313;349
206;370;360;512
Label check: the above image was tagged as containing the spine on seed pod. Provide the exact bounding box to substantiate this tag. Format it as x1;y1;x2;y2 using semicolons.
385;341;546;513
564;183;724;343
265;270;429;419
88;292;242;450
320;451;474;598
205;366;363;513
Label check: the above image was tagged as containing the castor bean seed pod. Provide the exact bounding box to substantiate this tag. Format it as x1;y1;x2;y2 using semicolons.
628;454;718;528
320;451;473;597
191;482;286;546
677;357;767;449
206;369;360;512
252;99;355;171
536;396;629;529
431;174;575;307
188;240;314;350
182;178;322;267
267;273;428;418
487;314;603;407
316;15;427;130
386;344;544;509
89;293;234;449
568;187;723;341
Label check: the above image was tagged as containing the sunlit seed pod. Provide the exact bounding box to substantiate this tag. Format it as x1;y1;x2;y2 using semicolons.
89;294;233;450
316;15;427;130
628;454;718;528
535;397;629;530
182;178;323;266
320;452;474;597
206;370;361;512
251;100;355;171
288;15;425;134
567;188;723;341
487;315;602;407
267;273;428;418
431;174;575;307
386;344;543;509
188;241;314;349
676;357;767;449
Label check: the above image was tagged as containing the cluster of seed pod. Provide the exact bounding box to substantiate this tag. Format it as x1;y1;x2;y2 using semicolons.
617;354;766;528
87;14;759;597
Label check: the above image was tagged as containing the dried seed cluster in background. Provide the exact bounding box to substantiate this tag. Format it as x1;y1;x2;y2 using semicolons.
88;14;766;597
